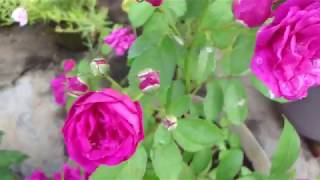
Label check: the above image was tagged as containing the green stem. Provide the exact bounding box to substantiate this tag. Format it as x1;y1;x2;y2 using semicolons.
105;74;122;90
134;92;144;101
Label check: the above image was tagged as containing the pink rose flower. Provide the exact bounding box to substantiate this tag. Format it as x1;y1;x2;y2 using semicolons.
104;28;136;56
51;59;88;106
25;170;48;180
251;0;320;100
232;0;272;27
62;89;144;173
53;164;89;180
145;0;164;6
138;68;160;93
11;7;28;26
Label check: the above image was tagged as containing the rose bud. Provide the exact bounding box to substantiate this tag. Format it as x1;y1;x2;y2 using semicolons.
162;115;178;131
232;0;272;27
63;59;76;73
62;89;144;173
90;58;109;76
66;77;89;97
138;68;160;93
145;0;164;6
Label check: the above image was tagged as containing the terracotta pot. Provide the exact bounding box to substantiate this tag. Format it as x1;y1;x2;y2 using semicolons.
279;87;320;142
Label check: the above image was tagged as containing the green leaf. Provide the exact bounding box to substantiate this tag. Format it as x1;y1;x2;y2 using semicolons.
166;0;187;17
204;81;223;121
184;0;209;19
202;0;233;29
168;95;190;117
250;75;288;103
230;31;256;75
179;163;196;180
144;167;160;180
77;59;91;75
129;2;155;28
195;47;216;85
0;131;4;144
216;149;244;180
168;80;186;102
153;125;172;147
66;96;77;111
101;45;111;55
91;146;147;180
0;168;15;180
173;119;223;152
0;150;28;168
270;119;300;176
151;142;183;180
144;12;170;36
128;32;160;60
211;25;240;49
90;164;125;180
117;146;148;180
224;80;248;124
190;148;212;175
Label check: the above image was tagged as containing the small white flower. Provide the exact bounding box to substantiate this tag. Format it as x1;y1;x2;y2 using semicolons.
11;7;28;27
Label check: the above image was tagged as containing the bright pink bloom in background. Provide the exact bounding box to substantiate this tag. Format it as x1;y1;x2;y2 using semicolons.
232;0;272;27
104;28;136;56
138;69;160;93
25;170;48;180
51;59;88;106
11;7;28;26
145;0;163;6
53;164;88;180
62;89;144;173
63;59;76;72
251;0;320;100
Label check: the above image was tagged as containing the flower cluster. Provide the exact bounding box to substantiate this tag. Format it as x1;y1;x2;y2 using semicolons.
51;59;88;106
104;28;136;56
25;164;89;180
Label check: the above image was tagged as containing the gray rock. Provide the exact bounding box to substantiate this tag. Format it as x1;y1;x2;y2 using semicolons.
0;70;65;176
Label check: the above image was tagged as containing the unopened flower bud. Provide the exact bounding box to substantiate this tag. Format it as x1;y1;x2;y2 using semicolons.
90;58;109;76
66;77;88;97
138;68;160;93
162;115;178;131
63;59;76;73
144;0;164;7
232;0;272;28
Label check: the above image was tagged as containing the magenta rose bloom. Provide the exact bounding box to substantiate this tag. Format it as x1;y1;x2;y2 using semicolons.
62;89;144;173
53;164;89;180
232;0;272;27
25;170;48;180
251;0;320;100
104;28;136;56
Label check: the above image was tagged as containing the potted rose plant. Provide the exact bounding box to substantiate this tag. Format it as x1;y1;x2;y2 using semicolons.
12;0;314;179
